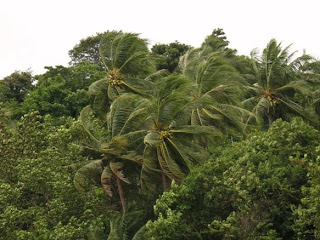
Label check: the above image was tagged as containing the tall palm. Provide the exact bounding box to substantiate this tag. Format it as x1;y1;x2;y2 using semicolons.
141;75;221;191
244;39;318;127
88;31;156;119
179;46;255;137
74;94;153;212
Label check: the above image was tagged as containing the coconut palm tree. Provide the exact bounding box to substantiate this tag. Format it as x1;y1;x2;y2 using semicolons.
179;46;256;138
244;39;318;127
74;93;153;212
141;75;221;191
88;31;156;119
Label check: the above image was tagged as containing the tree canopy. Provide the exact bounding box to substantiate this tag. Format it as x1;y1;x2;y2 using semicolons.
1;28;320;239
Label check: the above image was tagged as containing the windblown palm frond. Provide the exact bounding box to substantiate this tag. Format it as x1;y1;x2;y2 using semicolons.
108;93;153;137
140;75;221;190
107;210;146;240
245;39;319;127
86;31;157;114
73;156;133;198
179;46;254;136
74;159;105;192
99;31;154;77
142;124;218;187
88;78;111;118
88;73;156;104
80;105;104;148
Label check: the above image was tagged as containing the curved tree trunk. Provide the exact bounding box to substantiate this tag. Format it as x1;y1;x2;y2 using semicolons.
116;176;126;212
161;171;167;191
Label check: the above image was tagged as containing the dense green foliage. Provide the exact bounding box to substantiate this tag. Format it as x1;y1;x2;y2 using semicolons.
151;41;191;73
146;118;320;239
1;29;320;239
0;71;34;103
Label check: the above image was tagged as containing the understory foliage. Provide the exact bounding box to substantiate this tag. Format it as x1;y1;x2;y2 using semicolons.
146;118;320;239
1;29;320;239
0;110;116;239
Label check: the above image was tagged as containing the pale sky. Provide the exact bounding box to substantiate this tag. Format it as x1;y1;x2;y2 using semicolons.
1;0;319;79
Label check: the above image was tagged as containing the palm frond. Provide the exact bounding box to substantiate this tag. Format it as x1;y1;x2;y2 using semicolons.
89;78;108;95
159;143;185;183
109;93;153;137
132;225;147;240
120;130;149;150
99;31;154;77
109;161;131;184
120;151;143;165
79;105;102;148
276;82;311;95
252;97;270;118
88;78;111;118
171;125;222;136
144;132;162;147
144;69;169;82
101;165;113;197
121;77;156;97
73;160;104;192
167;137;209;169
277;97;318;124
157;94;190;128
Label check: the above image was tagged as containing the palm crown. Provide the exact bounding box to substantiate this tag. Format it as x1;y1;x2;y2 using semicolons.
244;39;318;127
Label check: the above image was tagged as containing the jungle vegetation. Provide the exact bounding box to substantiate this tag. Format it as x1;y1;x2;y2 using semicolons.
1;29;320;239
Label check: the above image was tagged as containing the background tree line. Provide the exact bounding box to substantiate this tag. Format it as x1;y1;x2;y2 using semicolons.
0;29;320;239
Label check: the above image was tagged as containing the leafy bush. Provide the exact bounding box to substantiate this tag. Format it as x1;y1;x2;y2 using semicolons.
0;111;111;239
146;118;320;239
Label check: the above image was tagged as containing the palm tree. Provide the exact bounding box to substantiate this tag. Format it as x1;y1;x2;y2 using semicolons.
141;75;221;191
73;32;167;211
244;39;318;127
74;93;153;212
88;31;156;119
179;46;255;138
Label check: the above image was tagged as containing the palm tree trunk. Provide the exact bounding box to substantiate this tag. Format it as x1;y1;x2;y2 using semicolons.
116;176;126;212
161;171;167;191
267;113;273;128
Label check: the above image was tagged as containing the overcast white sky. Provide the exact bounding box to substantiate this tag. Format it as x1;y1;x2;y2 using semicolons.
1;0;319;79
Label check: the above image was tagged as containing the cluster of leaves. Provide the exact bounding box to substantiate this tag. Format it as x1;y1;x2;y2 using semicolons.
0;71;34;103
151;41;191;73
0;61;106;120
18;63;106;119
0;108;120;239
146;118;320;239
